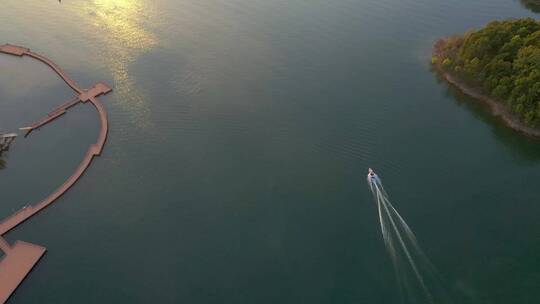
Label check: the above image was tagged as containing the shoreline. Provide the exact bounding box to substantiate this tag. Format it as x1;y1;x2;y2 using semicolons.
432;40;540;138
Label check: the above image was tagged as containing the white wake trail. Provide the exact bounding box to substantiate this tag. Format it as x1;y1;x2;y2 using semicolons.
369;175;452;304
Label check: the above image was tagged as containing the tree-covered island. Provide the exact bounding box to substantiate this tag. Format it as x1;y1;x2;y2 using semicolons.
432;18;540;135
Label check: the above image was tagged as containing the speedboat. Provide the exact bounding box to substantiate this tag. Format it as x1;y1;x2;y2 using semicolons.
367;168;380;184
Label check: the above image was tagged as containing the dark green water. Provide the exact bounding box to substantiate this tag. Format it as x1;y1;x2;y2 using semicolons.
1;0;540;303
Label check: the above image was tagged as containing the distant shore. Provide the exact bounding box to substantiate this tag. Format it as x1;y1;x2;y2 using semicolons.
432;38;540;138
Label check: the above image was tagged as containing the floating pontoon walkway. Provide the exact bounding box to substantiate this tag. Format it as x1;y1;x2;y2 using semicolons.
0;44;112;303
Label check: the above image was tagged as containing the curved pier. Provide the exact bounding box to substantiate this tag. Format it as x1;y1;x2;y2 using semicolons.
0;44;112;303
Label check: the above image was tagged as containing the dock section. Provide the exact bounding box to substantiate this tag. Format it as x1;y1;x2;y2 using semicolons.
0;43;112;303
0;239;46;304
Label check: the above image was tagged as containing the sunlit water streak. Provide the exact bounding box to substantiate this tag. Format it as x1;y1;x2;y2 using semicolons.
70;0;159;130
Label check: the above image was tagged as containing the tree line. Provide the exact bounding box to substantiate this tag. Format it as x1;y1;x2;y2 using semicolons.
432;18;540;127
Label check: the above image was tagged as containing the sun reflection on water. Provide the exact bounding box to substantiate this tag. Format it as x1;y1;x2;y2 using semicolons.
75;0;158;129
90;0;156;50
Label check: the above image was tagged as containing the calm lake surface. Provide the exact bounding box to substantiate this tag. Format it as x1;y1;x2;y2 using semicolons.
1;0;540;303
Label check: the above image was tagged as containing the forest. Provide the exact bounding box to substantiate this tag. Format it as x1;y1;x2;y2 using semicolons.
432;18;540;127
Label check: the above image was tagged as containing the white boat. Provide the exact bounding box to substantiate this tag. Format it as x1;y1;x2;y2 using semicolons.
367;168;380;184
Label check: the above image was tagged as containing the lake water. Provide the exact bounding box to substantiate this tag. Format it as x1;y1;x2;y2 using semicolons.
1;0;540;303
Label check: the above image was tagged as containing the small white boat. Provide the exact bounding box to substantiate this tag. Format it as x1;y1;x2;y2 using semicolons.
367;168;380;184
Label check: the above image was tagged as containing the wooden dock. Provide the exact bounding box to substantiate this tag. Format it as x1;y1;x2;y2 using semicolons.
0;43;112;303
0;238;46;304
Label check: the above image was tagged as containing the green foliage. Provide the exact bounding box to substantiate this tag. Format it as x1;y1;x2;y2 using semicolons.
435;18;540;127
442;58;452;68
520;0;540;13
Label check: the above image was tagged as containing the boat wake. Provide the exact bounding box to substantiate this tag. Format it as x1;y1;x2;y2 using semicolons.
368;169;452;304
